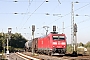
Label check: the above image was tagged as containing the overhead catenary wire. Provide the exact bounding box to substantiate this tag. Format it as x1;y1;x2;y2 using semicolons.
0;12;53;15
47;2;90;25
16;1;90;41
1;1;90;26
0;0;31;2
19;1;45;31
0;0;62;2
38;17;90;35
36;2;90;34
18;0;33;27
1;1;90;35
64;18;90;29
58;0;61;4
31;2;90;35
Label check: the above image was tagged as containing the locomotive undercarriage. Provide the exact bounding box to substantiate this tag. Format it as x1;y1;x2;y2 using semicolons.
25;47;66;56
36;48;66;56
52;48;66;55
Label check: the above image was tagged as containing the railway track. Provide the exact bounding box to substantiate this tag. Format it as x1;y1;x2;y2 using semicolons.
16;52;42;60
21;52;90;60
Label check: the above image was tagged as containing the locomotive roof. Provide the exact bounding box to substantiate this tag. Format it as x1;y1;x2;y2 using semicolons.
38;32;65;38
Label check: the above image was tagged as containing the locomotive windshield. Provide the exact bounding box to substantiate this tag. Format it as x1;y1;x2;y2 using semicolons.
53;36;65;40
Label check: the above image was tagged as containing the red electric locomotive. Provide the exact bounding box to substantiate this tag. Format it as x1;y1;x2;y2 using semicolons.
24;25;67;55
37;32;67;55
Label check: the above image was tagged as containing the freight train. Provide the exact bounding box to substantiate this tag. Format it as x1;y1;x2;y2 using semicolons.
25;32;67;55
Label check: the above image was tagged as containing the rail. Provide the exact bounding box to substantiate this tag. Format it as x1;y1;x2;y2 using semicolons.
16;52;41;60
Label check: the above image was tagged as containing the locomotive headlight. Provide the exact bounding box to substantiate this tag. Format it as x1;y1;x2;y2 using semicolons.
50;49;52;50
53;42;57;45
61;42;66;45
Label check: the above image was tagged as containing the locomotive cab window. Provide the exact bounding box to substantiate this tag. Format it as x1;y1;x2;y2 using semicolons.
53;36;65;40
53;36;58;40
59;36;65;40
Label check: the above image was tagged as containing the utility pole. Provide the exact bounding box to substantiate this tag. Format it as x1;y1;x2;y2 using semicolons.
71;2;78;55
6;37;9;55
7;28;12;55
71;2;74;53
2;29;5;59
32;25;35;56
73;23;77;54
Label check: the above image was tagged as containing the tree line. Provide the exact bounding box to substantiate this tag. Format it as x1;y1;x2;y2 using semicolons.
0;32;27;53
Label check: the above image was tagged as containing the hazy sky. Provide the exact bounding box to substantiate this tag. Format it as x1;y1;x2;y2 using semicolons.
0;0;90;44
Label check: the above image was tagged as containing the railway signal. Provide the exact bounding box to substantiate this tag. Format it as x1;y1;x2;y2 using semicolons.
74;23;77;32
53;25;56;32
32;25;35;32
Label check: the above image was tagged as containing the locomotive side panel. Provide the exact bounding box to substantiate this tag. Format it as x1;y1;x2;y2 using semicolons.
43;36;50;50
38;38;43;49
38;36;50;50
